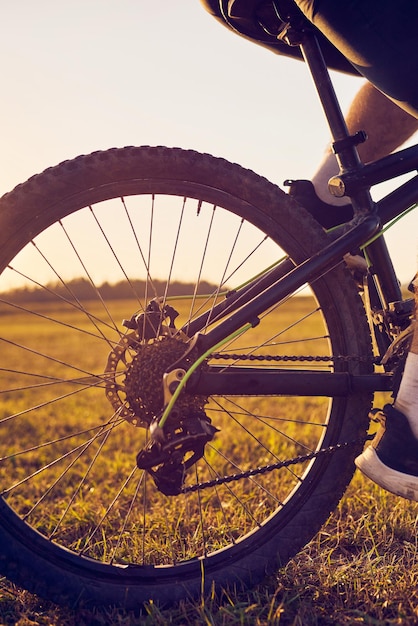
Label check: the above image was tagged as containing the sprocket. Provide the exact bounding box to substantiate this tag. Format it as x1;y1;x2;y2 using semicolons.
104;299;207;428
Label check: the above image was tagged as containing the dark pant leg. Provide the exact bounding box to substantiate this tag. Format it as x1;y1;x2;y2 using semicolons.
294;0;418;117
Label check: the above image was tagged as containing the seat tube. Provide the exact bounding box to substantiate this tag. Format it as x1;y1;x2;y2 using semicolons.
298;31;360;171
298;29;374;213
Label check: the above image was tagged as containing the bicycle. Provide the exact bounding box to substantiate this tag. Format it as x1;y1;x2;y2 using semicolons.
0;0;417;610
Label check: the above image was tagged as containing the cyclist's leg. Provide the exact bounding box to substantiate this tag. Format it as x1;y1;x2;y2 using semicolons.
355;280;418;501
294;0;418;499
311;83;418;205
394;278;418;436
345;84;418;163
291;0;418;215
294;0;418;116
287;82;418;228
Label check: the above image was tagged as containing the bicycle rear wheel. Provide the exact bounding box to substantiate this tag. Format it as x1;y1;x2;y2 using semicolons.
0;146;373;608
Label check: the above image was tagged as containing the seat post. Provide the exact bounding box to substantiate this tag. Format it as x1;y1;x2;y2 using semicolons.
296;27;375;215
298;29;363;174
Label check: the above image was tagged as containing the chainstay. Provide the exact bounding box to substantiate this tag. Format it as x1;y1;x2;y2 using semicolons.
180;352;377;493
181;434;375;494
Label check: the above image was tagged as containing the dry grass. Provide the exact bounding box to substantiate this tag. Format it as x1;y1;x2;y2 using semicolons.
1;468;418;625
1;298;417;625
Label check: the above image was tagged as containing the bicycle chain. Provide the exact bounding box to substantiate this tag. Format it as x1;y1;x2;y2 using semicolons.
179;350;377;494
210;352;379;363
181;434;374;494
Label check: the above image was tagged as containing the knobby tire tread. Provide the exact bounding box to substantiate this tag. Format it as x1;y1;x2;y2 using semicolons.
0;146;373;609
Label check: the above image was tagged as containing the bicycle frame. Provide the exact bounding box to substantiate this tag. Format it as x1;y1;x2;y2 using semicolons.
172;16;418;402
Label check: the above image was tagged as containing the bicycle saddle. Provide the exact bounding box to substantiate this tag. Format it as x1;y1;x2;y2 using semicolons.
201;0;359;75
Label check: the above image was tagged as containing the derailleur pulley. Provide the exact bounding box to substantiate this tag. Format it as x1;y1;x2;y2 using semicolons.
136;412;218;496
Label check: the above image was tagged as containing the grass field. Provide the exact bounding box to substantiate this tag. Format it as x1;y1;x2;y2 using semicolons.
1;473;418;625
1;298;418;625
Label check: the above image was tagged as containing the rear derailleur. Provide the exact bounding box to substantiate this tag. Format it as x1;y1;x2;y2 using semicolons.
136;410;218;496
115;296;218;496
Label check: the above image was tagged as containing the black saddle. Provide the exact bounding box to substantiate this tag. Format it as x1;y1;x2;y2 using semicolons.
202;0;359;76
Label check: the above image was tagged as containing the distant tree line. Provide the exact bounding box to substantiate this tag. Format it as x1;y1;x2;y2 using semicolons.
4;277;219;303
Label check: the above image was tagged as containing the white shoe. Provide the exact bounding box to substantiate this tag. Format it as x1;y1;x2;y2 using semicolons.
355;405;418;501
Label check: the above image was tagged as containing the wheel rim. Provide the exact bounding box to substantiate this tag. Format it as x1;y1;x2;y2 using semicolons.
0;178;355;575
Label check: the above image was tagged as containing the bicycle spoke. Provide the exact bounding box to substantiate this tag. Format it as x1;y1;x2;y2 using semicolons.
109;470;145;564
0;418;124;462
80;464;138;556
0;147;372;605
58;219;121;334
48;418;121;540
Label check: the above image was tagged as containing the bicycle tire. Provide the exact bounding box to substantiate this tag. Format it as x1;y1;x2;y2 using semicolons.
0;146;373;609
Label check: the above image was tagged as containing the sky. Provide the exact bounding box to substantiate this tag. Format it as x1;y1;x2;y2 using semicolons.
0;0;416;285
